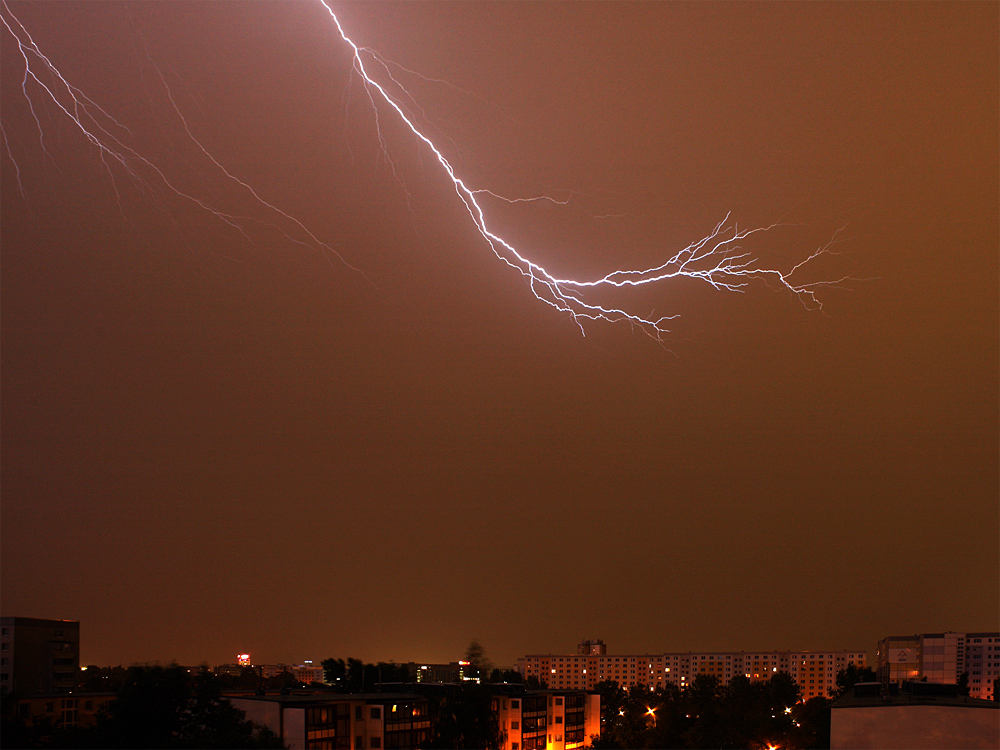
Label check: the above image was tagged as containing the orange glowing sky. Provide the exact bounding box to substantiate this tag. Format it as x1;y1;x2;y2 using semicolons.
2;1;997;668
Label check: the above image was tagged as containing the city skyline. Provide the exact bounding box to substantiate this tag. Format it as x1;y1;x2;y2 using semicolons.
2;1;997;669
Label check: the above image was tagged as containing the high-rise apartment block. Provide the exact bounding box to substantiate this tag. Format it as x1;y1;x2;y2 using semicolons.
876;631;999;701
0;617;80;695
518;640;867;701
576;640;607;656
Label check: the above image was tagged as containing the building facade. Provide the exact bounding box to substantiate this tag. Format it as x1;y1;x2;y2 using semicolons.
231;692;433;750
405;662;463;683
876;631;1000;701
494;690;600;750
0;617;80;695
259;663;326;684
7;692;116;730
231;688;600;750
517;640;867;701
215;661;325;684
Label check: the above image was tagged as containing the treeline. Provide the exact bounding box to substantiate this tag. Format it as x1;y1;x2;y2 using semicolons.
1;666;284;749
320;648;521;691
590;665;875;750
591;673;825;749
79;663;321;693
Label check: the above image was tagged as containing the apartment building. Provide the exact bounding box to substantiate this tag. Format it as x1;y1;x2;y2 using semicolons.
6;692;116;730
404;662;473;683
0;617;80;695
214;661;325;684
259;663;326;684
231;687;600;750
494;690;600;750
517;641;867;700
876;631;1000;701
232;692;433;750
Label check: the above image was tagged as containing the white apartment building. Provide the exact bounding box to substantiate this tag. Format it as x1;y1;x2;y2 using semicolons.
517;641;867;701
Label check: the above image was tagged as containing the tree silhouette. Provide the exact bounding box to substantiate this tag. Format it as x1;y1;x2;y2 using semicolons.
423;683;503;750
1;666;282;749
98;666;282;748
464;641;493;681
590;674;821;749
833;664;876;697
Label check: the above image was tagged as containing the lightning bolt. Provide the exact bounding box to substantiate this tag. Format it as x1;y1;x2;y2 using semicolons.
318;2;854;338
1;0;853;340
0;0;359;274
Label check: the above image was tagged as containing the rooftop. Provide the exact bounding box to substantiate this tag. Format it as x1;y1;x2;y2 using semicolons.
833;691;999;711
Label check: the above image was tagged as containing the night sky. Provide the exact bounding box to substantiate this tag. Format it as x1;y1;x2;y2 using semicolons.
2;2;997;669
